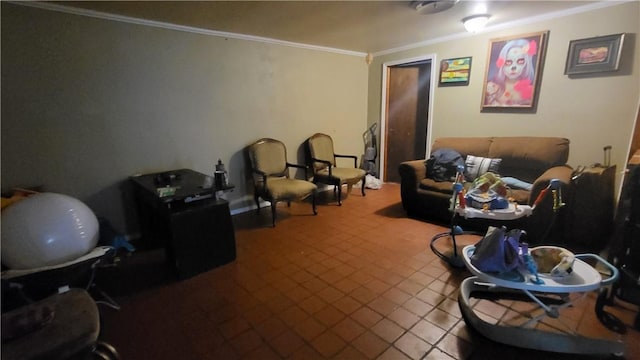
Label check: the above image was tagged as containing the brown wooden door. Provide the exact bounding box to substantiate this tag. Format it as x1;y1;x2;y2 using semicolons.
384;62;431;182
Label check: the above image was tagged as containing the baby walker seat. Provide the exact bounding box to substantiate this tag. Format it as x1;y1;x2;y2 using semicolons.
458;244;624;356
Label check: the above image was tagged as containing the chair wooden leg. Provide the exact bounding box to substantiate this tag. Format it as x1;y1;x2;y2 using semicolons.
361;176;366;197
337;185;342;206
254;193;261;214
312;194;317;215
270;202;276;227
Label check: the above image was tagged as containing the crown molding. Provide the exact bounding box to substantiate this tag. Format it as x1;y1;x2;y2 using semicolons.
373;0;630;57
9;1;367;58
9;1;629;60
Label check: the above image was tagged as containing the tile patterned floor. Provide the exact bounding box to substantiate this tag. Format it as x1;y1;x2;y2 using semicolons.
99;183;640;359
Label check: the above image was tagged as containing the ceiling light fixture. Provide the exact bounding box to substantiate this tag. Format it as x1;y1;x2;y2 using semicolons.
462;14;491;33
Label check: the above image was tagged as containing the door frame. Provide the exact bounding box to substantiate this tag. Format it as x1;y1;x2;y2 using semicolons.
379;53;437;182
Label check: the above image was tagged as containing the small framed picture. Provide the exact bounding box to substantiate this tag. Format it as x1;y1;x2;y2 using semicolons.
438;57;472;86
564;33;625;75
480;31;549;112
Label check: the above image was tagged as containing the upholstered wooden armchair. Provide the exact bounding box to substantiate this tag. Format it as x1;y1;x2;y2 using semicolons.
248;138;318;226
306;133;366;205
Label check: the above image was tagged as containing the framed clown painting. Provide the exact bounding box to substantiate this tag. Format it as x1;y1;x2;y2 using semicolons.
481;31;549;112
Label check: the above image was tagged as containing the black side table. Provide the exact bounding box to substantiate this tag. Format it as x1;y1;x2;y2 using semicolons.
130;169;236;280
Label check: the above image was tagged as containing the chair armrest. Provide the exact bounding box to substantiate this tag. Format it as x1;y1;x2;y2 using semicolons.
252;168;267;176
311;157;334;176
334;154;358;168
287;163;307;169
252;168;268;184
529;165;573;205
287;162;310;179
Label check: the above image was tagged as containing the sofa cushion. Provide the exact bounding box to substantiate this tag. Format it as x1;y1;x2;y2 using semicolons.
418;178;530;204
488;137;570;182
507;189;530;204
464;155;502;181
432;137;492;159
419;178;455;194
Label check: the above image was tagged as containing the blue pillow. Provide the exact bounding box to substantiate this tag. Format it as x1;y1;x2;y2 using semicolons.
501;176;533;191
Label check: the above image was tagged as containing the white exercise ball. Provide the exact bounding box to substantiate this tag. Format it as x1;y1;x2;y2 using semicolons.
1;192;99;269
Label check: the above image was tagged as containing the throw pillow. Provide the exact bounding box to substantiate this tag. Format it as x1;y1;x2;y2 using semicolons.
464;155;502;182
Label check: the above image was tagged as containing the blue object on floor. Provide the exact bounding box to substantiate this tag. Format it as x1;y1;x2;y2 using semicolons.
98;218;135;254
112;236;135;253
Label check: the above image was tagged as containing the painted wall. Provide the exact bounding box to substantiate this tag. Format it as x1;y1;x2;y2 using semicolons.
1;3;369;235
368;1;640;190
3;2;639;238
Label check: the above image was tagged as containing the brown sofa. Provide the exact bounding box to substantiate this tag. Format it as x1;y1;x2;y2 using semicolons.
399;137;574;244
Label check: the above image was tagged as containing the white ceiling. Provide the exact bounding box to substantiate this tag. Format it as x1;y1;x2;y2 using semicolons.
50;1;613;55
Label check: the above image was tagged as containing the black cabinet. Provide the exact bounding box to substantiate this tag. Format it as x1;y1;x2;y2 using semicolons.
131;169;236;280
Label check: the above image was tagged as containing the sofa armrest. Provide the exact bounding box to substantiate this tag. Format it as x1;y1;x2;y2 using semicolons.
529;165;573;205
398;160;426;188
399;159;433;218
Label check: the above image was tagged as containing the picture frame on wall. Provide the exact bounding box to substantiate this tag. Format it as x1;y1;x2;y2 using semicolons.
481;30;549;112
564;33;625;75
438;57;472;86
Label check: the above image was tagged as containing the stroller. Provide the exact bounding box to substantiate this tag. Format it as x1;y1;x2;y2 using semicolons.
361;123;377;176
